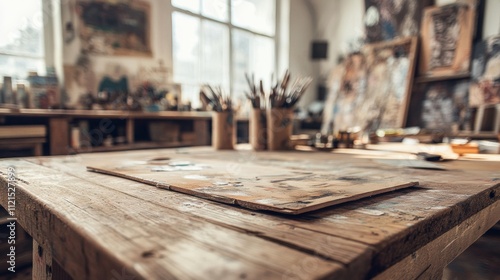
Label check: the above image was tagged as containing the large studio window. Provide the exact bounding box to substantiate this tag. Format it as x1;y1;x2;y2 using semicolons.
172;0;276;108
0;0;46;80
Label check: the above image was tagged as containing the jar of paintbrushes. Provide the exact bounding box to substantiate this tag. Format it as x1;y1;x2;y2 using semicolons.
244;74;267;150
200;85;235;150
245;71;312;151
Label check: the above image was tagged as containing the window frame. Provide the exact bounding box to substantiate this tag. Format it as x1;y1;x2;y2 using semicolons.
0;0;60;80
171;0;280;101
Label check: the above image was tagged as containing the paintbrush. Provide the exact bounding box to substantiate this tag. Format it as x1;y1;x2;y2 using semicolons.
201;84;233;112
268;71;312;109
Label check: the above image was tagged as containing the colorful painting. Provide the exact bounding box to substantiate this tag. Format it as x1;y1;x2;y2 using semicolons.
419;3;475;77
357;37;418;130
420;80;470;131
322;37;417;133
469;35;500;107
76;0;151;56
364;0;431;43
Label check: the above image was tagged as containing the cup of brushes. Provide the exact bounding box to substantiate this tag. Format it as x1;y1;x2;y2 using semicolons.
245;71;312;151
200;85;235;150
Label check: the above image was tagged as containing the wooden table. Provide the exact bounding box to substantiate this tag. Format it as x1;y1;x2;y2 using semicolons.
0;146;499;279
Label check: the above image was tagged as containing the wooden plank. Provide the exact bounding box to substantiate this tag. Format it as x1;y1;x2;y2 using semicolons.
0;125;46;138
494;104;500;134
33;240;52;280
48;118;69;155
0;109;212;120
474;106;485;133
374;200;500;280
0;160;344;280
34;156;376;278
126;118;134;144
87;155;418;215
193;119;210;146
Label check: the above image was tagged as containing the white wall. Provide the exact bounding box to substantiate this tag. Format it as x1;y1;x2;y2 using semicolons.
288;0;317;107
309;0;364;77
483;0;500;38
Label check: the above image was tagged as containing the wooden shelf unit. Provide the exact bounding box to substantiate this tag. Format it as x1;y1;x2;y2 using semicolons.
0;109;212;155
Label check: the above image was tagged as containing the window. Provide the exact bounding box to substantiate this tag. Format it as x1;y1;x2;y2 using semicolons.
0;0;46;80
172;0;277;108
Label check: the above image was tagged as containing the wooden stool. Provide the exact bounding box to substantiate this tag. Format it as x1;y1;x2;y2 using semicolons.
0;125;47;156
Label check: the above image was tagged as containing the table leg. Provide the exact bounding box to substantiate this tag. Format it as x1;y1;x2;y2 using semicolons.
33;240;72;280
194;119;210;146
49;118;69;155
33;240;52;279
374;200;500;280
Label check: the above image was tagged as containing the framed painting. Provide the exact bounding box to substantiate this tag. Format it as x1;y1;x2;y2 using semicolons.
76;0;152;56
419;80;471;132
469;35;500;107
356;36;418;131
364;0;433;43
322;37;417;133
419;3;475;77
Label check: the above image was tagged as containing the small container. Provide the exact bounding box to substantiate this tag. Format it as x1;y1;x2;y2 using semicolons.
212;111;235;150
250;108;267;150
267;108;293;151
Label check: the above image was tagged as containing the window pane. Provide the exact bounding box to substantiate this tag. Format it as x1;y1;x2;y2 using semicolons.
232;29;252;100
202;0;228;21
201;20;229;92
231;0;275;36
0;55;45;80
253;35;274;89
172;0;200;13
232;30;275;101
172;12;200;84
0;0;45;57
179;84;202;109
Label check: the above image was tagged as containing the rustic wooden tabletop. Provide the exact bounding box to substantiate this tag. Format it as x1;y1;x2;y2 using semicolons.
0;145;498;279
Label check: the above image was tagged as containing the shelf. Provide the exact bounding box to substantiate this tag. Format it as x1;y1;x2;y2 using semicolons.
0;109;212;120
74;141;198;153
454;132;499;139
414;72;470;83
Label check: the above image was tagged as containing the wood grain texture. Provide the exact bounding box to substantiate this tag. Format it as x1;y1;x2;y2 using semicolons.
0;159;342;280
0;109;212;119
1;145;499;279
48;118;69;156
374;200;500;280
33;240;52;280
87;154;417;215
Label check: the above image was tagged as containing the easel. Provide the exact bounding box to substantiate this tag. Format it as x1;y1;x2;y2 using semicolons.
473;104;500;135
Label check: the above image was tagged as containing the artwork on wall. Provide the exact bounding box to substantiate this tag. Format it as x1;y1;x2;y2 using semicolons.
419;3;475;77
419;80;470;131
76;0;152;56
322;37;417;133
364;0;432;43
469;35;500;107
